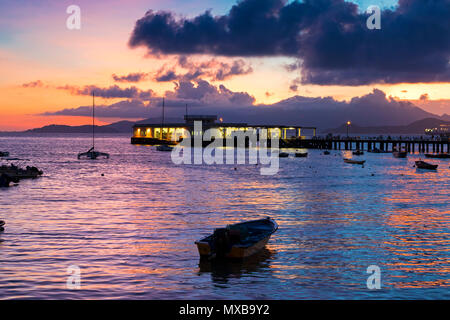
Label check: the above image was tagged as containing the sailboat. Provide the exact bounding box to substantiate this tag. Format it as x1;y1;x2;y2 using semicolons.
78;92;110;160
156;97;174;152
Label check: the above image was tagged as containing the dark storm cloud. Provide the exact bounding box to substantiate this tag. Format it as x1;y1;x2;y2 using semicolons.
129;0;450;85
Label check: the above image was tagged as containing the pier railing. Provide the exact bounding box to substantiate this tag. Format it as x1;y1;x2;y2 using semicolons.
283;136;450;153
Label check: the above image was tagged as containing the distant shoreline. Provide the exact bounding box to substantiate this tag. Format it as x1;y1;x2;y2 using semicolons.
0;117;448;137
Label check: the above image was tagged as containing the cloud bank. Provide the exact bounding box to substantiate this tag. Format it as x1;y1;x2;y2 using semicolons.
112;73;148;83
57;84;154;100
129;0;450;85
154;56;253;82
42;82;441;129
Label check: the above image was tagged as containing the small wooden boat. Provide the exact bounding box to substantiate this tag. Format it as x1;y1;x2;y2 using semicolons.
294;152;308;158
278;152;289;158
425;153;450;159
0;151;9;157
323;151;331;155
352;150;364;156
344;158;365;165
156;145;174;152
415;160;438;170
195;217;278;260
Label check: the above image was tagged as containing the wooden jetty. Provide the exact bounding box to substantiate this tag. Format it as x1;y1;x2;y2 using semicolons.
280;137;450;154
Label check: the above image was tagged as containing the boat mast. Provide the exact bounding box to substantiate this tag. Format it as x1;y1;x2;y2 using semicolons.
92;92;95;150
161;97;165;140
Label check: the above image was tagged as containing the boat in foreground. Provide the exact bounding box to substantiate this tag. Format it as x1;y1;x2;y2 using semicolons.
195;217;278;260
425;153;450;159
415;160;438;170
343;158;365;165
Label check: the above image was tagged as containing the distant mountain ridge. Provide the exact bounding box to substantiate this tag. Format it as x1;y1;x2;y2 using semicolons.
0;115;448;136
0;118;185;135
324;118;450;134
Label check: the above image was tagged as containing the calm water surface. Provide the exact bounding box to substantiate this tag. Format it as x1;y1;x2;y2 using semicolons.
0;135;449;299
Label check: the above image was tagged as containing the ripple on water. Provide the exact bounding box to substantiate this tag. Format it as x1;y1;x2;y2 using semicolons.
0;135;449;299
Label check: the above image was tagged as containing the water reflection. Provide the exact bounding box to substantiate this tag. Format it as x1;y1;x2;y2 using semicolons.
198;249;275;284
0;135;449;299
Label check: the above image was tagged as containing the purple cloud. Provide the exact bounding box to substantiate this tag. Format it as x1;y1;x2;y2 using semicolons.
57;84;154;100
112;73;148;83
129;0;450;85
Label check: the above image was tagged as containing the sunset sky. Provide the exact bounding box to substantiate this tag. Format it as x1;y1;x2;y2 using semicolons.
0;0;449;130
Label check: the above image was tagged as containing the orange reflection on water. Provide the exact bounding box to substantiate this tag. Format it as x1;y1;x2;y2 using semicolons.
380;159;450;290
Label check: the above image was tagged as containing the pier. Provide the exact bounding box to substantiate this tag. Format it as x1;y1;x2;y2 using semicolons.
283;137;450;153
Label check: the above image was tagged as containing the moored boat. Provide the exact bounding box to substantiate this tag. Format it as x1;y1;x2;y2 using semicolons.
393;147;407;158
278;152;289;158
343;158;365;165
0;220;5;232
156;145;174;152
415;160;438;170
78;147;110;160
368;148;390;154
393;151;407;158
195;217;278;260
294;152;308;158
78;92;110;160
425;153;450;159
352;150;364;156
0;151;9;157
323;150;331;155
